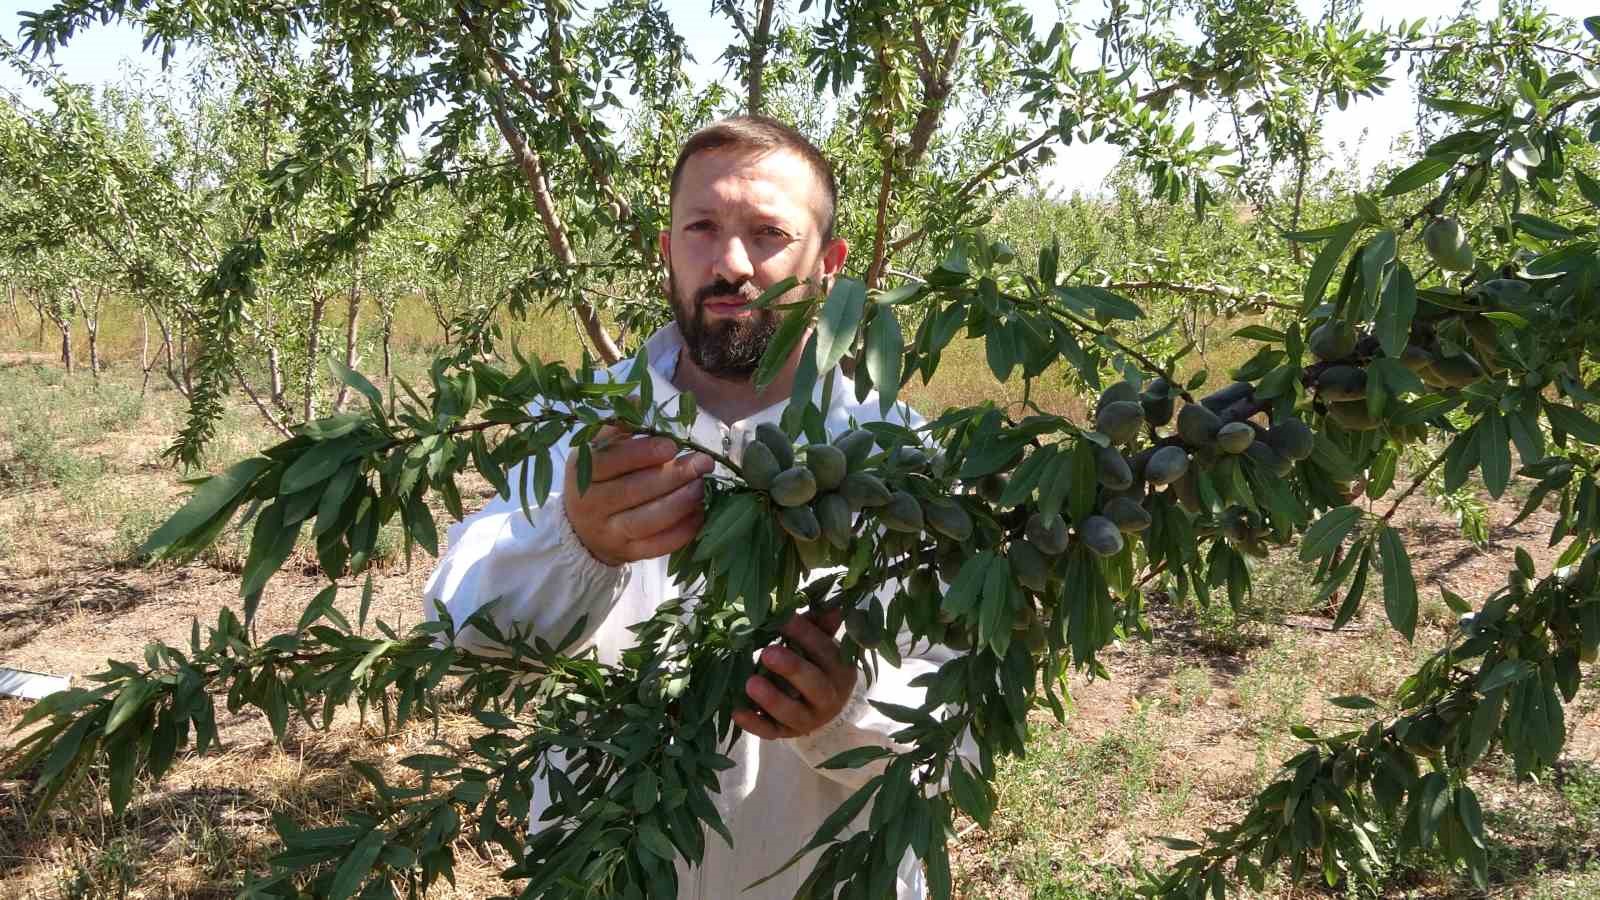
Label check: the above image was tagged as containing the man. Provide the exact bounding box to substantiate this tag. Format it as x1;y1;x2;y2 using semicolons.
423;115;963;898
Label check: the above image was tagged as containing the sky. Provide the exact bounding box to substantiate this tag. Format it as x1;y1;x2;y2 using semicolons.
1;0;1593;196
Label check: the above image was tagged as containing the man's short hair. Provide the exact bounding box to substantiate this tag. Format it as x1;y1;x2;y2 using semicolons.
669;114;839;243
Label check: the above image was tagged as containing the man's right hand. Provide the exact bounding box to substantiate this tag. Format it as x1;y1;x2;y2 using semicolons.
563;426;714;567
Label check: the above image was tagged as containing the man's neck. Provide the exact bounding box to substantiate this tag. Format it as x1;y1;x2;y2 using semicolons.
671;342;806;425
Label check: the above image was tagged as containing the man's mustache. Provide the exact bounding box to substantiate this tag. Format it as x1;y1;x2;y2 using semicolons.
694;278;763;307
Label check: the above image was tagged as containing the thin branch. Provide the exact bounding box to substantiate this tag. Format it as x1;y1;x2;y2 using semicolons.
1381;452;1448;523
234;364;294;438
1106;280;1299;312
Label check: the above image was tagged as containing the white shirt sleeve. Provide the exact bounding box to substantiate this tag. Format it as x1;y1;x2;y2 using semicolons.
422;425;630;657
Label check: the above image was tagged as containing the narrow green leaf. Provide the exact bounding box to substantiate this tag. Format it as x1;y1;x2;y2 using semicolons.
1378;526;1417;641
1374;265;1417;360
814;277;867;374
140;457;272;560
1480;411;1511;499
753;302;814;391
1302;220;1359;311
1300;506;1363;563
328;828;385;900
1382;156;1454;196
1545;402;1600;444
865;306;903;415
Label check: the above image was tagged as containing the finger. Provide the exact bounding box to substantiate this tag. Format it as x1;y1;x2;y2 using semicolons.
745;675;811;733
759;645;834;710
808;607;845;635
582;451;713;515
608;461;710;531
733;708;790;740
613;476;705;541
626;508;705;560
782;614;844;671
582;434;679;484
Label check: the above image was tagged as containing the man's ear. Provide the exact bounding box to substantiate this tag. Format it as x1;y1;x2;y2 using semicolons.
658;228;671;261
820;237;848;278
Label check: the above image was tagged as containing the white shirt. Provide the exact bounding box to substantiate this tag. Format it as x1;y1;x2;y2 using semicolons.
423;323;973;899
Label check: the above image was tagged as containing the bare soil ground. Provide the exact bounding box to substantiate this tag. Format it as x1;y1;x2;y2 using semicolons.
1;353;1597;899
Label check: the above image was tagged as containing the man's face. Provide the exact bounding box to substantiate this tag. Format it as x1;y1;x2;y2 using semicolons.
660;146;847;380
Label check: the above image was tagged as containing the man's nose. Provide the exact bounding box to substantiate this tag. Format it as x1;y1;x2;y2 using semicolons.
712;235;755;284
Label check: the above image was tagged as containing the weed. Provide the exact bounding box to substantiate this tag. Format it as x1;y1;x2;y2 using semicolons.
1562;761;1600;824
1234;637;1314;738
1169;664;1214;714
0;419;104;491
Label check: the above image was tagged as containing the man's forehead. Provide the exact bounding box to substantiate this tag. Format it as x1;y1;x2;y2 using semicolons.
673;147;828;219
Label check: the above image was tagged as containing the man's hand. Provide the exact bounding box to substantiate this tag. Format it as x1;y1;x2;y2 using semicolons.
563;425;714;566
735;609;857;740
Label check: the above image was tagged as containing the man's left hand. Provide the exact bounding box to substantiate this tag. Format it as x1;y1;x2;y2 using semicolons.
735;609;856;740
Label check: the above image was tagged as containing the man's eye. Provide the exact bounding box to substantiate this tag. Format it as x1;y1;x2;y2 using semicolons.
760;227;789;239
686;221;714;232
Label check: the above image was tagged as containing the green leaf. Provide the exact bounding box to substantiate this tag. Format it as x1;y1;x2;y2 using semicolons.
637;820;675;860
865;306;903;415
1382;156;1454;196
105;678;156;737
140;457;272;560
818;746;894;770
1479;412;1511;499
1461;687;1503;766
1479;659;1534;692
1373;265;1417;360
1576;169;1600;208
1232;325;1285;342
330;359;384;417
1329;695;1378;710
1300;506;1363;563
750;275;799;308
1417;772;1450;849
1544;402;1600;444
1379;526;1417;641
1302;220;1359;311
281;437;361;495
1512;213;1575;241
1360;230;1397;315
1333;541;1373;630
814;276;867;375
240;502;304;621
328;828;385;900
753;302;813;391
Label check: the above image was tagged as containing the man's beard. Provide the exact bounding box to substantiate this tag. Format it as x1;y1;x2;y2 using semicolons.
670;270;802;380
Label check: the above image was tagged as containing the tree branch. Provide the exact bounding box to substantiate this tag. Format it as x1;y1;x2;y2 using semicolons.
1106;280;1299;312
746;0;776;114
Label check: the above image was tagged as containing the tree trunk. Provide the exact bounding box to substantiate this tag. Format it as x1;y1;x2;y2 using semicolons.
267;345;286;410
382;312;393;380
50;307;73;374
140;310;151;395
86;318;99;380
6;285;21;336
747;0;776;114
333;279;363;412
150;307;184;396
76;285;103;380
486;104;622;364
303;294;328;422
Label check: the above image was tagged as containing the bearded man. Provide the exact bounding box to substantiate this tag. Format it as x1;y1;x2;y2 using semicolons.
424;115;968;899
